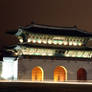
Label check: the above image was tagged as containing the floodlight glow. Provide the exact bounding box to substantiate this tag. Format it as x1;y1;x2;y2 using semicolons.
78;42;82;46
32;39;36;43
19;39;23;43
1;58;18;80
48;40;52;44
48;53;53;56
42;53;47;56
65;54;70;57
37;39;41;43
35;53;41;55
69;42;72;46
58;41;63;45
15;52;18;56
27;38;31;42
64;41;68;45
1;62;13;79
53;41;57;44
43;40;47;44
73;42;77;46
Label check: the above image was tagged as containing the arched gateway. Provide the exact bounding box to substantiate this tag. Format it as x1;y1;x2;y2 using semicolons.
54;66;67;82
77;68;87;80
32;66;43;81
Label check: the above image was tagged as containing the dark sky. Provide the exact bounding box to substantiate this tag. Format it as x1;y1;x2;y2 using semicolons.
0;0;92;49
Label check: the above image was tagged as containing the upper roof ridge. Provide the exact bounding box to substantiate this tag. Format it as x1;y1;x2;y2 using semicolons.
6;23;92;37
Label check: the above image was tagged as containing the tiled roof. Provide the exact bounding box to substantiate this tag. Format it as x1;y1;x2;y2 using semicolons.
7;23;92;37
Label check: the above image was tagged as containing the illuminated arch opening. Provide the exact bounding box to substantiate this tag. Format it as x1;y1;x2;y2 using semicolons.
32;66;44;81
77;68;87;80
54;66;67;82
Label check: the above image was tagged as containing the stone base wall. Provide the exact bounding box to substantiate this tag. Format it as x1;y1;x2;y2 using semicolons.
18;58;92;81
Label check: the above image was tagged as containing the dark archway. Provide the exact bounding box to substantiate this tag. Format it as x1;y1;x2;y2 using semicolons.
77;68;87;80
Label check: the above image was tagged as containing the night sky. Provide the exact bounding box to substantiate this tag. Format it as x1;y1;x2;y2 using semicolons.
0;0;92;49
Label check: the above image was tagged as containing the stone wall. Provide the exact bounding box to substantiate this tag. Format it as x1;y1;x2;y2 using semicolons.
18;57;92;81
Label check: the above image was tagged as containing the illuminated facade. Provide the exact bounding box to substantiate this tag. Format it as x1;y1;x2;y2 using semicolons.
1;23;92;81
